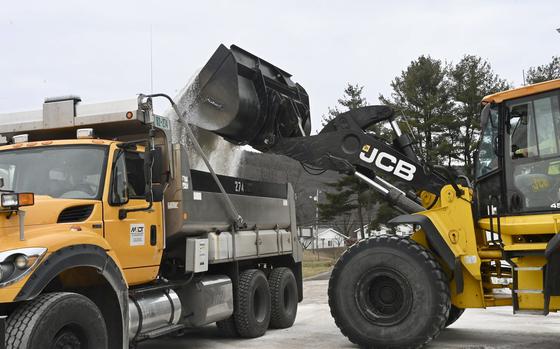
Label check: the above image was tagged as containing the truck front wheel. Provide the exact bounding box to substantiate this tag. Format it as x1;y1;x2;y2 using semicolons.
6;292;108;349
328;235;450;348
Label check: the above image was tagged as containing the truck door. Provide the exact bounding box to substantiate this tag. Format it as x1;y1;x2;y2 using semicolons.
103;148;164;284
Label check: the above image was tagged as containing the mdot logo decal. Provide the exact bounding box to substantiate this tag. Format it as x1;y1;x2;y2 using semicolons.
130;224;146;246
359;144;416;181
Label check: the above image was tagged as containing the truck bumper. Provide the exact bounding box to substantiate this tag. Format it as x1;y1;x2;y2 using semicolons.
1;315;6;349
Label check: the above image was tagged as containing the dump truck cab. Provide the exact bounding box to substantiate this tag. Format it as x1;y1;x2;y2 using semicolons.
0;44;308;349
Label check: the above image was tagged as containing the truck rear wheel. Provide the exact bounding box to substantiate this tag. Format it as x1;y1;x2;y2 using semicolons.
445;305;465;327
328;235;450;349
6;292;108;349
268;267;298;329
234;269;271;338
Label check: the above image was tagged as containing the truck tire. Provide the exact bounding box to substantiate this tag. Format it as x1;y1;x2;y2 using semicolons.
328;235;450;349
445;305;465;327
268;267;298;329
6;292;108;349
234;269;271;338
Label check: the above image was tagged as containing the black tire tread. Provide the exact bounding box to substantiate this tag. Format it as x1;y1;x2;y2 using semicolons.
328;235;450;349
269;267;297;329
235;269;270;338
6;292;89;349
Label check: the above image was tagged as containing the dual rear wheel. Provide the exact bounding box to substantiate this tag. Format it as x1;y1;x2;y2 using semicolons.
217;267;298;338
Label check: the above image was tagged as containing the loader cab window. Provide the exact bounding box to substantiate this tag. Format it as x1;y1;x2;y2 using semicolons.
505;90;560;212
476;104;500;178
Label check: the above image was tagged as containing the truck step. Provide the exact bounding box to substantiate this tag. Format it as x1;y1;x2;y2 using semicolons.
139;324;185;340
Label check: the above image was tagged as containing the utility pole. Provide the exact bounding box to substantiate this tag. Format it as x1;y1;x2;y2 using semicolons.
311;189;320;260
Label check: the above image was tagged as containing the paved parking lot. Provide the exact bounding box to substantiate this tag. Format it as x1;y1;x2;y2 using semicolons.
141;275;560;349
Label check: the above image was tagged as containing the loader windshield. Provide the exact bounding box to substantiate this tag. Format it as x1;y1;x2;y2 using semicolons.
0;145;107;200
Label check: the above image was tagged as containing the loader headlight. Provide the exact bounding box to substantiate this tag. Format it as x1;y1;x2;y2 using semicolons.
0;247;47;287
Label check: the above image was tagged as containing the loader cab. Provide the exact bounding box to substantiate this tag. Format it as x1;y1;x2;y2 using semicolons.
475;80;560;217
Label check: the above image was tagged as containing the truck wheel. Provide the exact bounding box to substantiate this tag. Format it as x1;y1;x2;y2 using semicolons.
268;267;298;329
234;269;271;338
6;292;108;349
445;305;465;327
328;235;450;349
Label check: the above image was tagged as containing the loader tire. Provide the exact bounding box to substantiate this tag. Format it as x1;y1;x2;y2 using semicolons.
6;292;108;349
445;305;465;328
329;235;450;349
268;267;298;329
234;269;271;338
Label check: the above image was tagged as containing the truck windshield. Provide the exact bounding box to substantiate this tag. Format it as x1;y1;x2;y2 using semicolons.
0;145;107;200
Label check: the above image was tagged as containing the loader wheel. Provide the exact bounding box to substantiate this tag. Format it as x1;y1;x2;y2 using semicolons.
234;269;271;338
329;235;450;349
6;292;108;349
268;267;298;329
445;305;465;328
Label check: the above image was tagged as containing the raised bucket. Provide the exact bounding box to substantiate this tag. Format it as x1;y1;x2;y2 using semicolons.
185;44;311;151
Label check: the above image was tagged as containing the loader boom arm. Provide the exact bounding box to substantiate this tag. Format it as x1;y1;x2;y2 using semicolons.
267;106;449;213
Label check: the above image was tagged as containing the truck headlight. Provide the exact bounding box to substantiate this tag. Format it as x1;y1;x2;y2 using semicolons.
0;247;47;287
1;192;34;209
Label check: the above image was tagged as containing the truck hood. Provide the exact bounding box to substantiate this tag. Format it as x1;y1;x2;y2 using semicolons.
0;196;101;229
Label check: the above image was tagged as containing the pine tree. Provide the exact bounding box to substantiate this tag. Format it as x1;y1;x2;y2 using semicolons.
317;83;389;239
448;55;510;178
379;56;455;166
526;56;560;84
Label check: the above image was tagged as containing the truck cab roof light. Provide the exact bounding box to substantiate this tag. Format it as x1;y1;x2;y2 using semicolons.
76;128;94;139
12;134;29;144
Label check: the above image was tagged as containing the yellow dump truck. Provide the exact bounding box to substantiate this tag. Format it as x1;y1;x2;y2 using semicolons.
0;44;309;349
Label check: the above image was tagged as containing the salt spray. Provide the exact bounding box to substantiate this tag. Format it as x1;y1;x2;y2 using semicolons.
164;71;244;177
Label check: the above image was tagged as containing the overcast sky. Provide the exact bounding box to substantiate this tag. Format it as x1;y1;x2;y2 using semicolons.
1;0;559;129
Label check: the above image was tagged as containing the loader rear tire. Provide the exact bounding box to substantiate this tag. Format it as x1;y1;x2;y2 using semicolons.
445;305;465;328
234;269;271;338
6;292;108;349
328;235;450;349
268;267;298;329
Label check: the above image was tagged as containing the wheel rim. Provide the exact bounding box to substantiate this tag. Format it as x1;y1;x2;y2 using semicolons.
51;325;85;349
253;285;267;323
355;268;413;326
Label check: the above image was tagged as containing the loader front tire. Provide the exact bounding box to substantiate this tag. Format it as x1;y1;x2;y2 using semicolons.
329;235;450;349
6;292;108;349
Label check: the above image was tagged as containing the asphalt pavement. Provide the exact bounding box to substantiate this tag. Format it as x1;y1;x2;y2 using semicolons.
140;273;560;349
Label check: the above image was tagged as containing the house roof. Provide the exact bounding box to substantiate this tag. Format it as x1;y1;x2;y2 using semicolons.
318;228;349;239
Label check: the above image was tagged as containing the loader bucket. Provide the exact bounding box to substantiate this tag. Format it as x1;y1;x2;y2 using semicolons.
186;44;311;151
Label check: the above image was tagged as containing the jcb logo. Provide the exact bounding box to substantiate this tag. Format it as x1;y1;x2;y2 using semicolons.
359;144;416;181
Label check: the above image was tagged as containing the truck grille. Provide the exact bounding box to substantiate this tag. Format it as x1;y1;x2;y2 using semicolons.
57;205;94;223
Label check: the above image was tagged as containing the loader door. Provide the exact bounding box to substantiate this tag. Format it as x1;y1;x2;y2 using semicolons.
103;149;164;283
503;90;560;214
475;103;506;217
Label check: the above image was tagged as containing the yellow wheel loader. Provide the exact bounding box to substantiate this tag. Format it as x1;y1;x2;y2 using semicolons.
194;68;560;347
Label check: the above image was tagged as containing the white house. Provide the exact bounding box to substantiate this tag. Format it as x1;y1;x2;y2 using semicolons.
313;228;348;249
